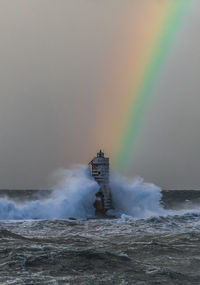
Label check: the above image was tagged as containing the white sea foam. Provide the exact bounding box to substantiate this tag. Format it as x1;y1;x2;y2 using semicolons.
0;165;98;220
108;172;164;219
0;165;165;220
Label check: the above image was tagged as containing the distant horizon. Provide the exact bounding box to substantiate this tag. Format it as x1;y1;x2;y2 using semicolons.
0;188;200;191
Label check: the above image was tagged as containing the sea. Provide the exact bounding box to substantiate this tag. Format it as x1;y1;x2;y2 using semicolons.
0;166;199;284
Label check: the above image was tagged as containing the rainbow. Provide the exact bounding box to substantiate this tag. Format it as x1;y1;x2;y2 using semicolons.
91;0;190;172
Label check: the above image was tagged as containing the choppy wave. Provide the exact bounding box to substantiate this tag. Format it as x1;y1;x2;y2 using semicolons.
1;213;200;284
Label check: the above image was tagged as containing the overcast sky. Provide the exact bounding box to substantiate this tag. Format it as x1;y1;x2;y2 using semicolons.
130;1;200;189
0;0;199;189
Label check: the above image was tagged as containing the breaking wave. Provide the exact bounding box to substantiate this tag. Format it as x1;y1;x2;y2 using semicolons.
0;165;166;220
109;172;164;218
0;166;98;220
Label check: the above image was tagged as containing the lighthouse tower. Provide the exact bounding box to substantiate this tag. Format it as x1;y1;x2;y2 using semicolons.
89;150;112;212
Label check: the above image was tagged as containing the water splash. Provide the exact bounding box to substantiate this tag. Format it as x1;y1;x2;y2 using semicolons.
0;166;98;220
109;172;164;219
0;165;165;220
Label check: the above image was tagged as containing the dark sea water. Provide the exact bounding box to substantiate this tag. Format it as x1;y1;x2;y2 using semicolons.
0;166;200;284
0;190;200;284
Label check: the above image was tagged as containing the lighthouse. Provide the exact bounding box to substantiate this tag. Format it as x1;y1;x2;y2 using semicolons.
89;150;112;213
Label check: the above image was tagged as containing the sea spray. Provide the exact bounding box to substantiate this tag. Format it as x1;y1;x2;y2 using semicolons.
0;165;98;220
0;165;164;220
109;172;164;219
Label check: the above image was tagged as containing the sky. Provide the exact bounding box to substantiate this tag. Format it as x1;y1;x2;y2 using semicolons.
0;0;199;189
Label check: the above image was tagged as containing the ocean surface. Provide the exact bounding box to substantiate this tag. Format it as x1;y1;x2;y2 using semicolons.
0;167;200;284
0;210;200;284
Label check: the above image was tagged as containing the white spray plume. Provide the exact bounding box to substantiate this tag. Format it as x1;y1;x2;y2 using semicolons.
109;172;164;219
0;165;165;220
0;165;98;220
